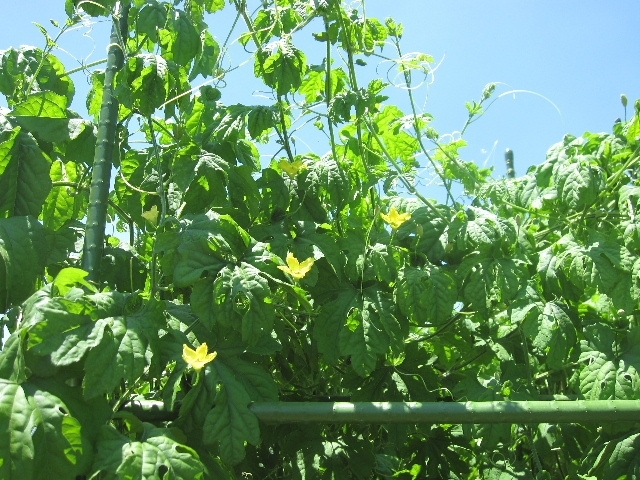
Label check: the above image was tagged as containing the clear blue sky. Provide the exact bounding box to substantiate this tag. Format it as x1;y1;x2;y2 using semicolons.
1;1;639;184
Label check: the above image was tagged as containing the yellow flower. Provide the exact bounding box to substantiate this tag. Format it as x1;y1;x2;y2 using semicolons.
182;343;217;371
278;159;306;178
380;207;411;229
277;252;314;280
141;205;159;226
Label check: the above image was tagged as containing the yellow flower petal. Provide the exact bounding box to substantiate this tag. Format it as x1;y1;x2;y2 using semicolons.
277;252;315;280
182;343;217;371
380;207;411;229
278;159;307;178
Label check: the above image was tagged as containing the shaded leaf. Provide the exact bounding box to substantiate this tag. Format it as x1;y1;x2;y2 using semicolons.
0;216;47;312
91;423;205;479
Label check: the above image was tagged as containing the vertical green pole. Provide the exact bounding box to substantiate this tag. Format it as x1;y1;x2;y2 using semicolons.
505;149;515;179
82;2;130;283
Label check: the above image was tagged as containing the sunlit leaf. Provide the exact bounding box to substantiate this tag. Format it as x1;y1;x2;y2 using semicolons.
0;128;52;217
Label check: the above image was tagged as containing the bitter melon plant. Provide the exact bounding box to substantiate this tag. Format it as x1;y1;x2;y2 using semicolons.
0;0;639;478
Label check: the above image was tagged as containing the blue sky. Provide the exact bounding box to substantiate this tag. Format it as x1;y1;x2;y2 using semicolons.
1;1;638;185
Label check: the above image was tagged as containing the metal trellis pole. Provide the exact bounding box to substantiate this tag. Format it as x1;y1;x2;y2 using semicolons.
124;400;640;424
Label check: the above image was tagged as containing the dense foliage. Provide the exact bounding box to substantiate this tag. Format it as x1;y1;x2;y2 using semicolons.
1;0;640;478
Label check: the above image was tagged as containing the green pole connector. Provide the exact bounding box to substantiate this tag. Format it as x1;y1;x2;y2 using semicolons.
505;149;515;179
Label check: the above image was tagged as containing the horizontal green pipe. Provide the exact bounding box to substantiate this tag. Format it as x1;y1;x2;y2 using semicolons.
251;401;640;424
124;400;640;424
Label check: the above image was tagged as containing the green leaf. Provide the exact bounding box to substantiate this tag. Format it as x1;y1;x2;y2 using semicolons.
554;157;605;211
205;0;226;13
292;222;343;278
0;332;27;383
206;262;275;347
537;246;564;299
86;71;104;120
0;128;52;217
27;301;105;367
190;30;221;80
0;379;34;479
314;287;360;364
175;368;217;435
65;120;96;165
12;91;70;143
228;165;261;226
74;0;116;16
339;306;380;377
508;282;544;325
82;299;163;398
299;65;348;104
627;113;640;143
0;216;47;312
0;47;74;106
0;377;109;480
260;40;308;96
137;1;167;43
203;362;261;465
222;356;279;401
553;236;625;297
99;244;148;292
339;289;404;377
181;155;231;214
91;423;205;479
581;432;640;479
599;432;640;478
442;207;516;258
215;104;251;143
256;167;291;221
166;212;250;287
234;140;261;171
375;106;419;165
43;160;85;230
247;105;277;139
300;154;349;211
368;243;396;283
523;302;576;371
578;326;640;400
396;265;457;326
129;54;169;116
459;256;526;316
397;203;450;262
161;10;199;66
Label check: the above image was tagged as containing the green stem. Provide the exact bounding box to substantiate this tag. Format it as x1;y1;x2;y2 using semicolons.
57;58;108;78
146;117;165;297
24;21;73;100
606;146;640;190
234;0;295;164
276;95;295;162
81;1;130;283
322;14;339;168
364;118;440;215
337;6;366;172
392;38;455;204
